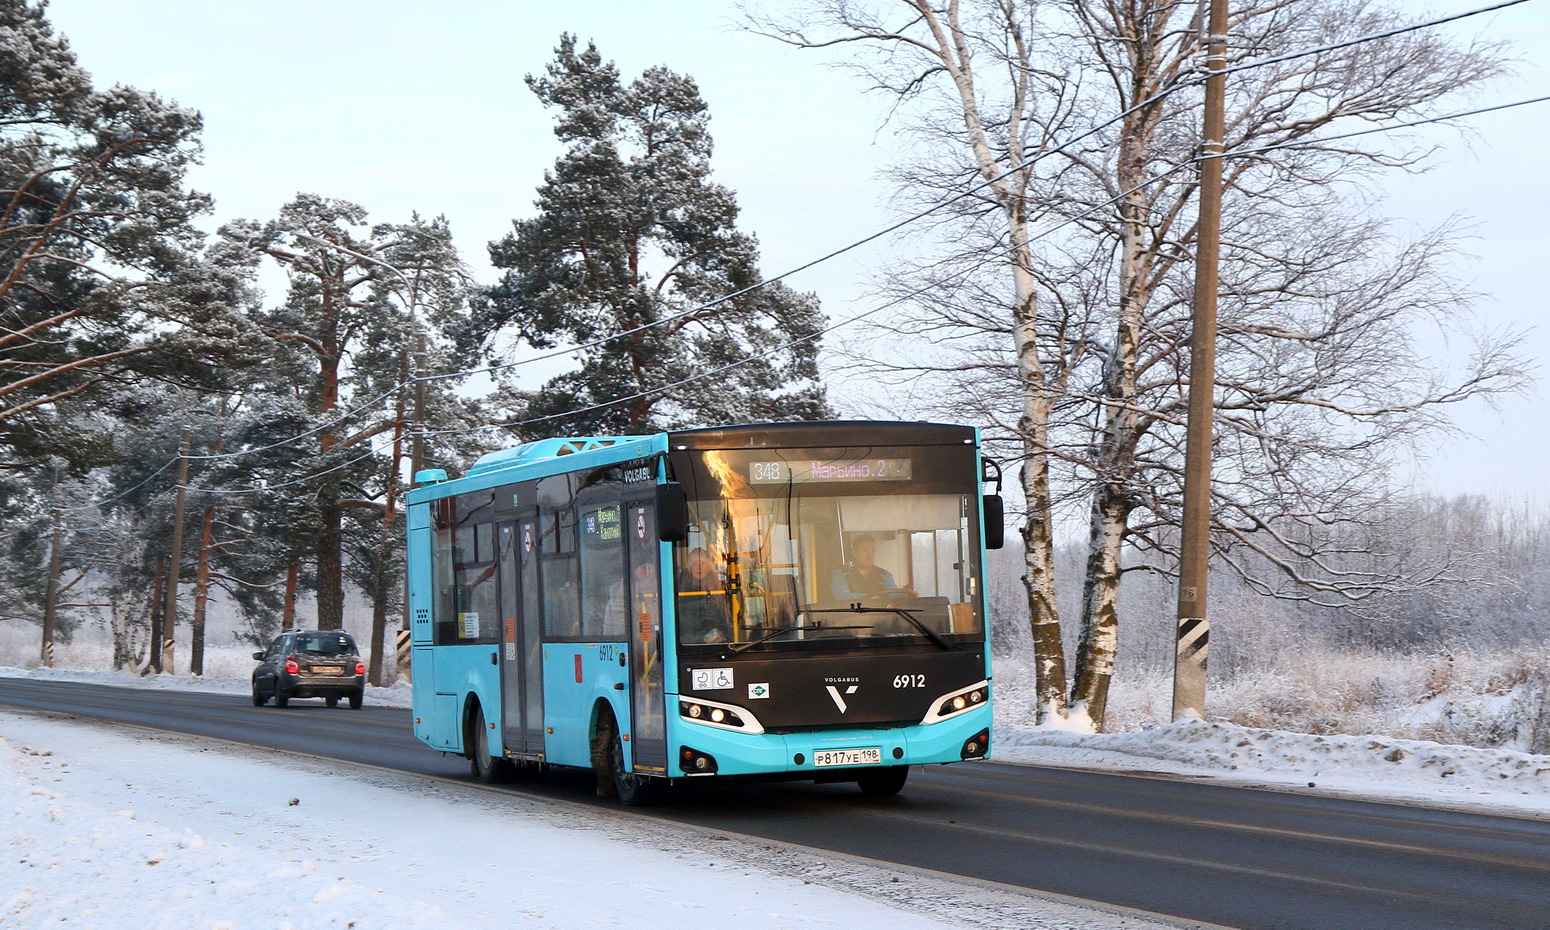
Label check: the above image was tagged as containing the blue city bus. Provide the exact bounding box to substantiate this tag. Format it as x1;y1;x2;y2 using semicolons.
404;421;1003;803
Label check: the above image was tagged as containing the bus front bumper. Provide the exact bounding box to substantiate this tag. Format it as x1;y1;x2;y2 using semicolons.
667;702;992;778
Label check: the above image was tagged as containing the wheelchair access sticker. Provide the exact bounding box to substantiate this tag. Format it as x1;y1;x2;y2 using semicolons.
691;667;734;690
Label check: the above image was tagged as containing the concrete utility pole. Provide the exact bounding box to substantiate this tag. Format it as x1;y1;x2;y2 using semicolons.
161;427;191;674
1173;0;1229;720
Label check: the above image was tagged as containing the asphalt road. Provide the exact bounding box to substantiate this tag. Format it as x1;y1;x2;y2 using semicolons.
3;677;1548;930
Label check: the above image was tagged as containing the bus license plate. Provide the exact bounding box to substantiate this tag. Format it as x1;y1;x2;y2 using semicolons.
812;747;882;768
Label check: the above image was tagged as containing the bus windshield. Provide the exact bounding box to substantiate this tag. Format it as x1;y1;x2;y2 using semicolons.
672;446;984;651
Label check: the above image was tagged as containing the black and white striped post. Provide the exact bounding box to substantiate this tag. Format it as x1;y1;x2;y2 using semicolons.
396;628;412;683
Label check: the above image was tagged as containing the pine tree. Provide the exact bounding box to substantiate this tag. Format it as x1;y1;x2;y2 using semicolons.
463;35;829;437
0;0;212;467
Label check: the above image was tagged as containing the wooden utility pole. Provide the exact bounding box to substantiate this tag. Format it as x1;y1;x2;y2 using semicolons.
1173;0;1229;720
397;325;428;684
161;427;191;674
40;462;63;668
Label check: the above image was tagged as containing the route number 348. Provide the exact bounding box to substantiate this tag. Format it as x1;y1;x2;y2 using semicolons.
893;673;925;688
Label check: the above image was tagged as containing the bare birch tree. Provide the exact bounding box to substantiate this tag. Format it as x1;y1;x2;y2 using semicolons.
750;0;1526;728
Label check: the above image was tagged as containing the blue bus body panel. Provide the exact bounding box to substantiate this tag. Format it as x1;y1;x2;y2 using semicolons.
411;643;501;754
404;436;665;508
540;642;631;768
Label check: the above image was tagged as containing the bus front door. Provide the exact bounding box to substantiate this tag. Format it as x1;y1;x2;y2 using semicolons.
625;499;667;772
499;518;546;756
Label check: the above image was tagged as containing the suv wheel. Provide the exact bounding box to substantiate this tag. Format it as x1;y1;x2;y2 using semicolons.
348;690;363;710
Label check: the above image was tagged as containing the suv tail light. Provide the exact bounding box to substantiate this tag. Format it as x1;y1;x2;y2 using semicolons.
354;661;366;675
285;658;299;674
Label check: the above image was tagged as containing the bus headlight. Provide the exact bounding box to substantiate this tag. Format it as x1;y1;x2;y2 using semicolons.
678;699;765;734
922;682;990;725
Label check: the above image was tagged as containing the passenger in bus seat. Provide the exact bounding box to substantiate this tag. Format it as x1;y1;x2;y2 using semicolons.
831;534;912;602
676;547;730;643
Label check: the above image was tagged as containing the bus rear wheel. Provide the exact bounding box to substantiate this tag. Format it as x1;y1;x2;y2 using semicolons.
468;704;509;784
857;765;909;797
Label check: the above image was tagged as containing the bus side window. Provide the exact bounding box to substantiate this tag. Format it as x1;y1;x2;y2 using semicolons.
432;499;459;644
581;504;626;641
541;509;581;639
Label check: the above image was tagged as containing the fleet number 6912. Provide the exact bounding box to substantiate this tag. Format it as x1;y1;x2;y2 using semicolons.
893;674;925;688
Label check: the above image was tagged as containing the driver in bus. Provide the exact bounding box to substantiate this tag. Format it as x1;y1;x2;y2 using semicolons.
831;534;912;602
676;547;730;643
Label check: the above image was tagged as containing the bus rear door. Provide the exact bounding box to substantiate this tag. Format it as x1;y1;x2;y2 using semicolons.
498;517;546;756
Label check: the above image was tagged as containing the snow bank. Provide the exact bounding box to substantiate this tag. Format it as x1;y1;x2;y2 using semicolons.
0;711;1173;930
994;717;1550;818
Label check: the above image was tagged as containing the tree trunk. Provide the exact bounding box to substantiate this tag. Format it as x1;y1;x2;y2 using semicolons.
148;557;166;673
191;502;216;676
1070;105;1152;730
283;562;299;631
1073;483;1133;729
1012;265;1066;723
317;487;344;630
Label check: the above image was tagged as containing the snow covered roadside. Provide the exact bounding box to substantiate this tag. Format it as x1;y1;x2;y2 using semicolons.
7;664;1550;821
0;709;1180;930
0;663;415;708
994;718;1550;820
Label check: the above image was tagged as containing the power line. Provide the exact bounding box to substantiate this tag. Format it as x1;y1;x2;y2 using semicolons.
182;444;384;496
416;85;1550;440
12;0;1530;499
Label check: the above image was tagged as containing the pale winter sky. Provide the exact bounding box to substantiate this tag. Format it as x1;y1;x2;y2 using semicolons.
41;0;1550;500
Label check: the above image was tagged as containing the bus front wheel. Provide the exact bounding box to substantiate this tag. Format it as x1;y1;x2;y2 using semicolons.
597;712;656;806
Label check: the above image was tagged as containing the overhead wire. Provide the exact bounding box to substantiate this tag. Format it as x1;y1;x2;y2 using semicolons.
417;85;1550;438
23;0;1539;506
166;0;1540;457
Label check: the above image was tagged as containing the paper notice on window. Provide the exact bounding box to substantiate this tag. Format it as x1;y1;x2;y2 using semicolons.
458;612;479;639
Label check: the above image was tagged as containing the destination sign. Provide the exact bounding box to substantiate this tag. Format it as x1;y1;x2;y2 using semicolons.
748;458;913;484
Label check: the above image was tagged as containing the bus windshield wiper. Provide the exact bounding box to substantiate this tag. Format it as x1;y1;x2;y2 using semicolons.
728;619;869;653
811;604;955;650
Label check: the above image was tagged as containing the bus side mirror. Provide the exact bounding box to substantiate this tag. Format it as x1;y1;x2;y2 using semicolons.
983;494;1005;550
657;482;688;542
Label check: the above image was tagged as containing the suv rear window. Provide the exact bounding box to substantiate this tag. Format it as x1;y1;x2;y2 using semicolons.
294;634;357;655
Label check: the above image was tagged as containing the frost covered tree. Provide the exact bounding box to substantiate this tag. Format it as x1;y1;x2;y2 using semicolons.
462;35;830;436
752;0;1527;728
0;0;216;467
224;199;485;638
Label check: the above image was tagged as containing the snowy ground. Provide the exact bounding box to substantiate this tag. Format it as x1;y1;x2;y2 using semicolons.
0;700;1176;930
5;663;1550;929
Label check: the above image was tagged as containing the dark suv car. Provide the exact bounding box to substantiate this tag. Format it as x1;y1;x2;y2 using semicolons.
252;630;366;709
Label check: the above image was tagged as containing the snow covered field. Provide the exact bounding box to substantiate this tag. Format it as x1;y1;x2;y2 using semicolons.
4;657;1550;929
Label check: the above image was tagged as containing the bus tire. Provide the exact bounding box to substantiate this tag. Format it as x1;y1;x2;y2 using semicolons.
468;704;509;784
857;765;909;797
610;727;656;807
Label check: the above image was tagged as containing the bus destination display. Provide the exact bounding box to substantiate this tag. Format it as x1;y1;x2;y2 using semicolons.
748;458;913;484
